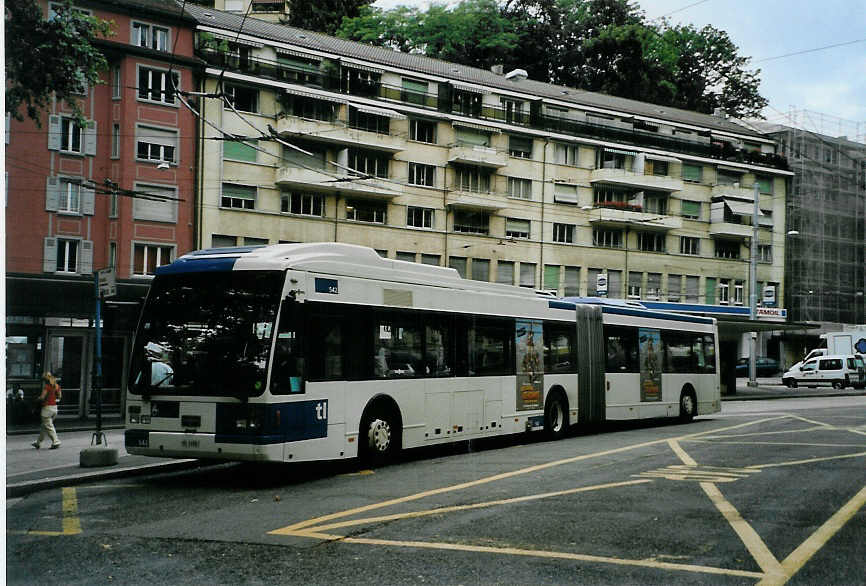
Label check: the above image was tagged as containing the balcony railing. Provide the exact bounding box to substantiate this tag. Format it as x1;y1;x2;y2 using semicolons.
197;46;790;171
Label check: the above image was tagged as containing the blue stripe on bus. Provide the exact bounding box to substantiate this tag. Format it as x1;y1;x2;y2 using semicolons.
602;305;715;324
155;256;239;275
640;301;751;316
215;401;328;445
548;300;576;310
190;246;265;256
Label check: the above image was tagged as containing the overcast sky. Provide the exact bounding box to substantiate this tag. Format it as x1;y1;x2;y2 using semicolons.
372;0;866;138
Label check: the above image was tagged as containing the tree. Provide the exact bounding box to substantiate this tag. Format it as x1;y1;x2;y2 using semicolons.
5;0;112;126
285;0;376;37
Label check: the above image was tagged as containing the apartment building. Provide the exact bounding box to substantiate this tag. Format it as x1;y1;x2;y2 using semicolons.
188;6;791;322
5;0;198;418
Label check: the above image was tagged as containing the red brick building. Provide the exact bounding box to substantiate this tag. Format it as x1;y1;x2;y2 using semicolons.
6;0;199;419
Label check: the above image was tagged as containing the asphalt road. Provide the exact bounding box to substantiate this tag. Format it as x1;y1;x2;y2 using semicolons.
7;396;866;585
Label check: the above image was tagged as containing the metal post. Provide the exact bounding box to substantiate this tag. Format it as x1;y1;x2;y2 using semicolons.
92;265;106;444
748;182;759;387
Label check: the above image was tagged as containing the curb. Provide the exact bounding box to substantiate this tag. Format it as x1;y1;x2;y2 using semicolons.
722;391;865;401
6;459;205;498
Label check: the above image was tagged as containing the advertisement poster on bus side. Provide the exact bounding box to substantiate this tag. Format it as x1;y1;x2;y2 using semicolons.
515;320;543;411
639;327;662;402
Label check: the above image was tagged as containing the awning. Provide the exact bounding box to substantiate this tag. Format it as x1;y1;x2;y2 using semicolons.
207;32;264;48
351;104;406;120
717;164;746;173
276;48;318;60
284;87;344;104
646;154;681;163
604;147;637;156
452;121;501;134
343;62;384;75
724;199;764;217
450;81;485;94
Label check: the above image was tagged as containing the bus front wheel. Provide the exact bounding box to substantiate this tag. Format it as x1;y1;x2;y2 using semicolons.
679;388;697;423
360;405;400;467
544;390;569;440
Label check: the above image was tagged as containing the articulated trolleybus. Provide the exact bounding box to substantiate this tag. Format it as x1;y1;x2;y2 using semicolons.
125;243;720;465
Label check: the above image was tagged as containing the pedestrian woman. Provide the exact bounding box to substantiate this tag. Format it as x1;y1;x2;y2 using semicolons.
32;372;62;449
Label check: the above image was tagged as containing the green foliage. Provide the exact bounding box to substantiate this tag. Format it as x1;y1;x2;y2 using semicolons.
338;0;767;118
5;0;113;126
285;0;376;37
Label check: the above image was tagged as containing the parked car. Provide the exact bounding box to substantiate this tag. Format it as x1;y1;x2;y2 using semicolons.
735;357;781;377
781;354;866;389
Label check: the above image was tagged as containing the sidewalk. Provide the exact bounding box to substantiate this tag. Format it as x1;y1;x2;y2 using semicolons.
6;383;865;497
5;418;202;498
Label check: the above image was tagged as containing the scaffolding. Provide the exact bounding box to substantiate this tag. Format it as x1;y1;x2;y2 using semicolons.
759;110;866;327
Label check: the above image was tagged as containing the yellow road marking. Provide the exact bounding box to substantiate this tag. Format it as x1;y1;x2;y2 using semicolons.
8;487;82;537
759;485;866;586
788;415;833;428
273;415;787;534
748;451;866;470
690;441;866;448
338;536;765;579
668;439;698;466
305;479;652;533
695;427;831;440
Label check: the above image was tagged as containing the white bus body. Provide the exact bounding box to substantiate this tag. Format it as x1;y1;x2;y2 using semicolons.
125;243;720;464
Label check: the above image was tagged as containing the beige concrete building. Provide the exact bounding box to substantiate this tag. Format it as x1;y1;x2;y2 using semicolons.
188;5;792;308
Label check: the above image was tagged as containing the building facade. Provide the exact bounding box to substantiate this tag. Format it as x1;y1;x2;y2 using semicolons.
758;118;865;347
5;0;198;419
189;7;791;325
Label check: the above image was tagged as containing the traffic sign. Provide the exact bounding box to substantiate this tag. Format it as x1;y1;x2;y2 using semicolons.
97;268;117;298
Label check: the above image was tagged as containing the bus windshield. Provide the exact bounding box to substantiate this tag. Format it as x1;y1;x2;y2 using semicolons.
128;270;284;398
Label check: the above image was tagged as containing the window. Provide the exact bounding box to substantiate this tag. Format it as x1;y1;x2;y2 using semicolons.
637;231;665;252
468;318;514;376
508;135;533;158
452;89;481;116
454;127;490;147
563;267;580;296
646;273;661;299
136;126;177;163
734;280;744;305
593;228;622;248
61;117;82;153
58;179;81;214
682;164;703;182
224;83;258;113
133;243;173;276
680;236;700;255
685;276;699;302
471;258;490;281
681;200;701;219
346;199;386;223
646;159;669;176
138;67;178;104
407;206;433;229
644;192;668;215
718;280;730;305
108;242;117;270
502;98;525;124
212;234;238;247
409;119;436;143
252;0;285;12
716;169;742;185
705;277;716;304
607;270;622;298
715;240;741;259
282;141;327;170
453;209;488;234
628;272;642;298
454;166;490;193
505;218;530;239
449;256;467;278
408;162;435;187
224;139;258;162
545;322;577;373
280;192;323;216
544;265;560;291
134;183;177;222
348;149;389;178
111;124;120;158
132;22;169;51
284;95;335;121
276;54;319;85
221;183;256;209
554;143;578;166
421;254;440;266
553;223;575;244
599;149;633;170
112;65;122;98
667;274;682;301
507;177;532;200
755;175;773;194
758;244;773;263
349;108;390;134
396;251;416;262
519;263;536;288
604;325;638;373
401;79;428;105
497;261;514;285
594;185;634;205
553;183;577;204
56;238;79;273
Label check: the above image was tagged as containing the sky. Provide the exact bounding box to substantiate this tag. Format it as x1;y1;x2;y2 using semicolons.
372;0;866;139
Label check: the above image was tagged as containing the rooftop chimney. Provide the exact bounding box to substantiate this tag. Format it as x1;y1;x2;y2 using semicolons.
490;64;504;75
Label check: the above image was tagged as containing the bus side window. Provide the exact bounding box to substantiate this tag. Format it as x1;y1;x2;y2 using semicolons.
605;326;638;373
270;301;304;395
544;322;576;373
307;312;344;381
425;320;452;377
703;335;716;373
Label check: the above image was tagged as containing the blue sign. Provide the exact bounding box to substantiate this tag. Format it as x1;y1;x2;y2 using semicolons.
315;278;339;294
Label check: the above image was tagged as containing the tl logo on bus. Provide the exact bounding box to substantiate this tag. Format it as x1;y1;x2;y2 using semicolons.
315;401;327;421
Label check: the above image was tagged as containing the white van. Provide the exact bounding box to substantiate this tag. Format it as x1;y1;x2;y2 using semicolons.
781;354;865;389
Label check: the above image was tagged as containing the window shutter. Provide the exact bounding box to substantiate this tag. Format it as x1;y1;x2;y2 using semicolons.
81;185;95;215
84;120;97;155
47;115;62;150
43;238;58;272
45;176;60;211
79;240;94;274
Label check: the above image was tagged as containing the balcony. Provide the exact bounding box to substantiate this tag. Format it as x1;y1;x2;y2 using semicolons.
588;206;682;230
709;222;753;239
448;144;508;168
275;166;402;199
446;191;505;212
712;183;758;200
591;168;684;192
276;116;405;153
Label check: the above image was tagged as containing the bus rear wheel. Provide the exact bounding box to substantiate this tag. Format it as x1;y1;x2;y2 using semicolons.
544;391;569;441
679;389;697;423
360;406;400;467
